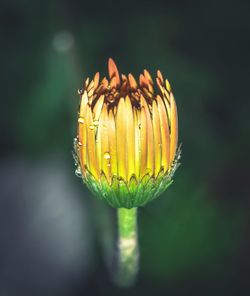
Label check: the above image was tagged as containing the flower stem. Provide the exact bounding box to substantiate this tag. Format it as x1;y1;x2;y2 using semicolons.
115;207;139;287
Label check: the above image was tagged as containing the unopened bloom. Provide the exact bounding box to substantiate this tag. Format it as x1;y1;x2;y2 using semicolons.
74;59;180;208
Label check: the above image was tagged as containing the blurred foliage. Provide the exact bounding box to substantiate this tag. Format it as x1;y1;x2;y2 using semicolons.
140;170;246;280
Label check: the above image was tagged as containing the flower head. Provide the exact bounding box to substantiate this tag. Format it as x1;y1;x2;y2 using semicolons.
74;59;180;208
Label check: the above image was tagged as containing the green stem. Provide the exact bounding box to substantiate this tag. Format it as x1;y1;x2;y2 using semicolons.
115;207;139;287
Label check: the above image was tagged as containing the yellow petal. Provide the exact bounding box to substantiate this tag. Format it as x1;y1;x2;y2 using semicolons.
78;91;89;175
139;106;147;178
170;92;178;164
87;87;94;102
133;107;140;179
87;80;94;92
78;124;87;176
98;103;110;181
125;95;135;180
85;77;89;88
92;94;104;121
165;79;171;92
141;95;154;175
86;105;99;179
79;91;88;117
162;91;171;124
152;100;162;176
116;98;127;179
108;109;118;177
95;115;102;177
156;95;170;172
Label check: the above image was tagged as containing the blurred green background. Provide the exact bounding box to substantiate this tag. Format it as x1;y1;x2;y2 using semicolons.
1;0;250;295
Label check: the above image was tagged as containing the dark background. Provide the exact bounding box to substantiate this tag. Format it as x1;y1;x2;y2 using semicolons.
1;0;250;295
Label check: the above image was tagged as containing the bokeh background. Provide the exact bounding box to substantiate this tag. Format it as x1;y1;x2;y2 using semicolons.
1;0;250;295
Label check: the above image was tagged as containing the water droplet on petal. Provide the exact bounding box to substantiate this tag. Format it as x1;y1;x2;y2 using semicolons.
78;88;83;95
75;166;82;178
104;152;111;159
93;120;99;126
107;163;111;167
78;117;84;124
138;123;141;129
89;125;94;130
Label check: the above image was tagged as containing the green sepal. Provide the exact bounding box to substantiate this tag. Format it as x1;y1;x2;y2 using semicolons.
76;145;182;208
82;169;174;208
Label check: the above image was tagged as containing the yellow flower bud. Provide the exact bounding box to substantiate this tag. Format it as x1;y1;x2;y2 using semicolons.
74;59;180;208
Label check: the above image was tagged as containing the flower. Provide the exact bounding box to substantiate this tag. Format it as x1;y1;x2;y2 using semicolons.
74;58;180;208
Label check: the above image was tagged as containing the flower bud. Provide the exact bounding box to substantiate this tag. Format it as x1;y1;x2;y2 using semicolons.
74;59;180;208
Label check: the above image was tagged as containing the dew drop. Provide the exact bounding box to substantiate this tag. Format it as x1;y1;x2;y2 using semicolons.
75;166;82;178
89;125;94;130
93;120;99;126
138;123;141;129
107;163;111;167
104;152;111;159
78;117;84;124
78;141;82;146
78;88;83;95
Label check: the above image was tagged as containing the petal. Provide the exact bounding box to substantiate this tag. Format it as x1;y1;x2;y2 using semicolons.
108;109;118;177
156;95;170;172
141;95;154;176
79;90;88;117
108;58;120;86
92;94;104;121
125;95;135;180
139;106;147;178
116;98;127;179
98;103;111;181
86;104;99;179
78;91;89;175
139;74;148;88
78;127;87;176
144;69;153;84
128;73;138;89
165;79;171;92
133;107;140;179
170;92;178;164
157;70;164;84
87;80;94;92
84;77;89;88
152;100;162;176
93;72;100;89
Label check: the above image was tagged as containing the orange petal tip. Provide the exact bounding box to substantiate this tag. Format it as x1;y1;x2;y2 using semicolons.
108;58;120;86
